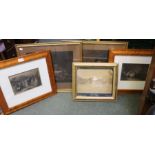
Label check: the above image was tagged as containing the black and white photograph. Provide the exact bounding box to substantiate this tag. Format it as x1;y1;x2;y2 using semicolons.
83;50;108;62
121;63;149;81
9;68;42;95
52;51;73;83
76;68;113;97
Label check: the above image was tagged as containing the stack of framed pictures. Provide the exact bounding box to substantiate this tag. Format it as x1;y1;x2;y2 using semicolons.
82;41;128;62
0;51;56;114
15;42;82;92
109;49;155;92
139;55;155;114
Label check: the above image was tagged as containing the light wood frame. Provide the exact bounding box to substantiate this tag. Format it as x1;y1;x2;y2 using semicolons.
0;51;56;114
139;55;155;114
72;62;118;101
82;41;128;62
15;42;82;92
109;49;155;92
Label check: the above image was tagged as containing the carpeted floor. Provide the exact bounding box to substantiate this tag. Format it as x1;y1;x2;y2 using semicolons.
12;93;141;115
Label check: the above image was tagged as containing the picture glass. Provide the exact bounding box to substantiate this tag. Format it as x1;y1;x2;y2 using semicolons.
83;50;108;62
0;58;52;108
121;63;149;81
114;55;152;90
76;67;113;97
9;68;42;95
52;51;73;83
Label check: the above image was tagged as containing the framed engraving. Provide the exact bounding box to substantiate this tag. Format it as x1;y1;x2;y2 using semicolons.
82;41;128;62
109;49;155;92
15;42;82;92
0;51;56;114
72;62;118;101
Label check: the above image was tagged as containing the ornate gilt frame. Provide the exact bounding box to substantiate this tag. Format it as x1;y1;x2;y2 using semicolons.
72;62;118;101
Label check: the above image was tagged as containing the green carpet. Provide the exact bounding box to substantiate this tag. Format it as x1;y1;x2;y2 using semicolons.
12;93;141;115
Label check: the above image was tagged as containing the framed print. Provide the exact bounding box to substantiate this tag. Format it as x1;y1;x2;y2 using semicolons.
139;55;155;114
109;49;155;92
0;51;56;114
72;62;118;101
82;41;128;62
15;42;82;92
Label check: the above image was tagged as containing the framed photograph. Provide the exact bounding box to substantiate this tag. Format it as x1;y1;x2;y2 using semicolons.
0;51;56;114
72;62;118;101
82;41;128;62
109;49;155;92
15;42;82;92
139;55;155;114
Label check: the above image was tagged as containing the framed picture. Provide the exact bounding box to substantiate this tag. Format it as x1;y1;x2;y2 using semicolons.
82;41;128;62
109;49;155;92
15;42;82;92
0;51;56;114
72;62;118;101
139;55;155;114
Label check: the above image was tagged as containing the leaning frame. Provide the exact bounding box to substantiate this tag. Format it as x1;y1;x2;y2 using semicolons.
72;62;118;101
0;51;57;114
139;55;155;114
109;49;155;93
15;41;83;92
82;41;128;62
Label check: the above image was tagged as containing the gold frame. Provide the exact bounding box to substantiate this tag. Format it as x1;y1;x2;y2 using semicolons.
72;62;118;101
82;41;128;62
15;41;82;92
82;40;128;46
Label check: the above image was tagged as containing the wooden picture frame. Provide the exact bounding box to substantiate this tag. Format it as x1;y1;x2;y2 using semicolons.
109;49;155;92
72;62;118;101
139;55;155;114
82;41;128;62
15;42;82;92
0;51;56;114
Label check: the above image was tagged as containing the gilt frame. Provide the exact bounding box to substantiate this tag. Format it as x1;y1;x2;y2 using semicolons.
72;62;118;101
15;42;82;92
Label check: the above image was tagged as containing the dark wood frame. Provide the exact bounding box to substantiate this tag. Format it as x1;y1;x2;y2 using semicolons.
82;41;128;62
15;42;82;92
139;55;155;114
0;51;56;114
109;49;155;93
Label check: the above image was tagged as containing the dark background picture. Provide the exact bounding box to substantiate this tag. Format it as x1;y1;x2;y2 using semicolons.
121;63;149;81
83;50;108;62
52;51;73;83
